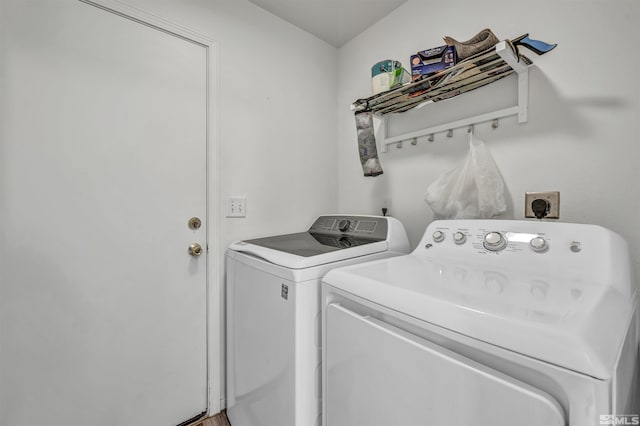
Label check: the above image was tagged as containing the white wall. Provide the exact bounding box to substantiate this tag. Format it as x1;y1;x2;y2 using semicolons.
336;0;640;271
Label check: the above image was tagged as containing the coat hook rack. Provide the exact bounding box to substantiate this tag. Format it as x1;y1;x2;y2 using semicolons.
370;40;530;153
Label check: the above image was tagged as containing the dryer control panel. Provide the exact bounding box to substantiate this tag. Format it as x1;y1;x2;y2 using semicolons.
420;220;593;256
425;225;558;255
416;219;631;285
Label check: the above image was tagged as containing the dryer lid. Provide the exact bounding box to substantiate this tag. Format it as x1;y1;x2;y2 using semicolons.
322;253;637;380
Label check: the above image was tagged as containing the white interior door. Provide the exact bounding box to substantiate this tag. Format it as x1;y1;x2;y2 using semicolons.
324;303;566;426
0;1;208;425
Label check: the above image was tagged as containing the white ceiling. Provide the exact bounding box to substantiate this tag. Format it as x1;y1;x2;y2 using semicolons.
248;0;408;47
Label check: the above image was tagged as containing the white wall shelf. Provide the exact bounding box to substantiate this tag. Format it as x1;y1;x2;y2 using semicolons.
351;41;532;153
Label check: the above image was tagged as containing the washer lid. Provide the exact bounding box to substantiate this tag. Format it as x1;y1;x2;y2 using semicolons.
322;254;636;379
229;234;389;269
228;215;409;269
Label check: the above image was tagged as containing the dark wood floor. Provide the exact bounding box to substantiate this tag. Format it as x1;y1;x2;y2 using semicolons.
189;410;231;426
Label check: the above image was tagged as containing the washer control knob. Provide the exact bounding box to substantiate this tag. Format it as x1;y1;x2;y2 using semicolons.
337;219;351;232
453;232;466;245
433;230;445;243
529;237;548;252
483;232;507;251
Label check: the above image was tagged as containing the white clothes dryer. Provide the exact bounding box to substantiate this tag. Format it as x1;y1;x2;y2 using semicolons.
322;219;639;426
226;215;409;426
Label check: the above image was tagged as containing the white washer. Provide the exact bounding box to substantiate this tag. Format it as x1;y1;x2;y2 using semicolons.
226;215;409;426
322;219;639;426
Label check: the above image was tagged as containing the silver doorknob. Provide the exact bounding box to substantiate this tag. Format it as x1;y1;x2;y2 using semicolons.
188;217;202;230
188;243;203;257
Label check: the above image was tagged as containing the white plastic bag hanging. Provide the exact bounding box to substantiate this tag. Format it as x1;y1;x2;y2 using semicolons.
424;132;506;219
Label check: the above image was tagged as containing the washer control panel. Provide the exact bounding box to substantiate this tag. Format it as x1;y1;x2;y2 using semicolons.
309;215;388;240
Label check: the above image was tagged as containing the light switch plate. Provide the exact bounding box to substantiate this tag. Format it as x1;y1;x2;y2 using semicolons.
525;191;560;219
226;196;246;218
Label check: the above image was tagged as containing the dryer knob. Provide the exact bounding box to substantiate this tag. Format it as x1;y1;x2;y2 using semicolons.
483;232;507;251
433;230;445;243
529;237;548;252
453;232;466;245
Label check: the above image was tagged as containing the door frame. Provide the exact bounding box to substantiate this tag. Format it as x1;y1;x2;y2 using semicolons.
78;0;221;415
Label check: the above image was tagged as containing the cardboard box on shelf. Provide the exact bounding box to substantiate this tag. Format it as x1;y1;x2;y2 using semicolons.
410;45;457;81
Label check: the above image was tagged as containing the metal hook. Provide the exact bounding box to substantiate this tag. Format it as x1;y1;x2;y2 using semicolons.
428;134;435;142
467;124;474;134
491;119;499;129
410;138;417;146
446;129;453;138
396;142;403;149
